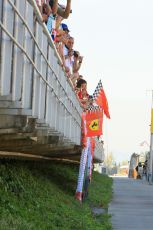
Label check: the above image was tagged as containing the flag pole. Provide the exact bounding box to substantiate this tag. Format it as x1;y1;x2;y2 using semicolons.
148;90;153;183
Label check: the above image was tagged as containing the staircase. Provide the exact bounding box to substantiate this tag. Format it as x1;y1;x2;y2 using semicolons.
0;0;82;159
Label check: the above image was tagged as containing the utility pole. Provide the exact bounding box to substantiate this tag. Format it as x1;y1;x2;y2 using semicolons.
149;90;153;183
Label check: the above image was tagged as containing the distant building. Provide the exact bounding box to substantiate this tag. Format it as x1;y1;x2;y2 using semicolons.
119;165;129;176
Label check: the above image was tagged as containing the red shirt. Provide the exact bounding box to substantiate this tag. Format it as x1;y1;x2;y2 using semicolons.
77;89;89;104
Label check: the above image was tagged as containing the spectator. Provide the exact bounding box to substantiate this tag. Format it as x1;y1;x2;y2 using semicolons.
74;75;83;91
76;78;84;90
48;0;58;15
64;36;74;56
76;75;83;85
55;14;64;31
42;1;58;40
42;3;52;22
64;49;74;77
35;0;50;13
73;51;83;73
71;50;83;87
55;33;70;68
63;36;74;76
143;162;147;178
77;79;89;108
49;0;72;19
56;23;70;40
36;0;86;97
61;23;70;34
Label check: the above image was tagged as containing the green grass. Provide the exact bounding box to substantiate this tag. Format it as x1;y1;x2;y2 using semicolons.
0;159;113;230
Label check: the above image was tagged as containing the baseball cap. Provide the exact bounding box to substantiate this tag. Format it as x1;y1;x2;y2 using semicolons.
61;23;70;32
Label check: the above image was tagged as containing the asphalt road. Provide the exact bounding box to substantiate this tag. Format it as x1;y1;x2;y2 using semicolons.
108;177;153;230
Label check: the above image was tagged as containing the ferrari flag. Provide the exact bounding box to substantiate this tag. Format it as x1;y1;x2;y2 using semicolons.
85;109;103;137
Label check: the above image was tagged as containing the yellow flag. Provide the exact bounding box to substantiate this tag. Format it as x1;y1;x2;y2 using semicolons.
151;108;153;134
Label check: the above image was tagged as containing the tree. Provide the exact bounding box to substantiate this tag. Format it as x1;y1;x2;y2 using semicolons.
104;152;116;175
120;160;129;166
104;152;114;167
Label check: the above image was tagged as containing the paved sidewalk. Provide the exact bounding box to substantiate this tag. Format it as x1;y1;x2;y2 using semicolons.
108;177;153;230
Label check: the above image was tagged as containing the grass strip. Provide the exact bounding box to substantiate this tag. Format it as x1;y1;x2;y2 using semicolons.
0;159;112;230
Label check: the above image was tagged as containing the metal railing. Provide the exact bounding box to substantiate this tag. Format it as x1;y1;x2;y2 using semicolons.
0;0;82;145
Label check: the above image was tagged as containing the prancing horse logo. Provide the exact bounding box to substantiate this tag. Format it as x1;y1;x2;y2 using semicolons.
89;119;99;131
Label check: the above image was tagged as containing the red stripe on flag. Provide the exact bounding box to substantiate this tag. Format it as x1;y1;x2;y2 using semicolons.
95;88;110;119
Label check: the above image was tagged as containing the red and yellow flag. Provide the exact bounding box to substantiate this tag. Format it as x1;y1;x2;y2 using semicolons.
85;110;103;137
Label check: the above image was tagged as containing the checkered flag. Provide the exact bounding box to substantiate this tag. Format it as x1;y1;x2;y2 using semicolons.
87;105;101;112
92;79;110;119
92;80;103;100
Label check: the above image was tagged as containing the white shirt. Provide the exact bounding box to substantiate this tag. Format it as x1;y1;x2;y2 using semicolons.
63;45;68;56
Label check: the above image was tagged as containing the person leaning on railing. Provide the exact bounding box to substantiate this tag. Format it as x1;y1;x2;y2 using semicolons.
35;0;72;40
42;1;58;37
63;36;74;76
55;24;70;65
76;79;89;109
71;50;83;87
41;1;75;73
35;0;72;19
49;0;72;40
35;0;58;40
36;0;84;91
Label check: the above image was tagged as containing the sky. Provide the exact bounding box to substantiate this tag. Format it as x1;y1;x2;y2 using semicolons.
61;0;153;163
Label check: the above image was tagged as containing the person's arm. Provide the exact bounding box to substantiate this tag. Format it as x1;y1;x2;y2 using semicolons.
57;0;71;19
52;0;58;15
73;56;83;73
